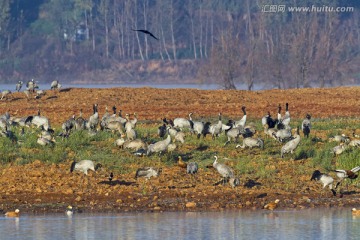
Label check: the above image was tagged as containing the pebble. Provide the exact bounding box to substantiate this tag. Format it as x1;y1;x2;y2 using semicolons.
186;202;196;208
75;196;82;202
210;203;220;209
64;189;74;194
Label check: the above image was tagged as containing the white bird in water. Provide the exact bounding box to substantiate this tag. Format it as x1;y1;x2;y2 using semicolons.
66;205;73;216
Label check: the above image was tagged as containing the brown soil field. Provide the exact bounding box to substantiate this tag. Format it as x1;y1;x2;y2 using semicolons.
1;86;360;214
1;86;360;124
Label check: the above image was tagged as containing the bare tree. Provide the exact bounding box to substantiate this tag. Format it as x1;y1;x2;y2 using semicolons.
243;0;256;90
99;0;110;58
0;0;11;55
199;29;241;90
189;1;197;59
133;0;144;60
170;0;177;62
142;0;149;59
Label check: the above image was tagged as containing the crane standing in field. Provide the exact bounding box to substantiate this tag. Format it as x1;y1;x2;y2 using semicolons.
16;81;23;92
213;156;235;186
280;127;301;158
302;114;311;138
70;160;102;189
310;170;336;197
135;167;162;190
331;166;360;190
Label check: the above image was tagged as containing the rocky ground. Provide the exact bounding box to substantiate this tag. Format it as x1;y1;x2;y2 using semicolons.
0;86;360;214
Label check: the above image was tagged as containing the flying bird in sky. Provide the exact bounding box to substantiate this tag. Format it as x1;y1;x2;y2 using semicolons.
132;29;159;40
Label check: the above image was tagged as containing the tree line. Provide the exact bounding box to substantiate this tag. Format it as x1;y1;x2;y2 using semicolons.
0;0;359;89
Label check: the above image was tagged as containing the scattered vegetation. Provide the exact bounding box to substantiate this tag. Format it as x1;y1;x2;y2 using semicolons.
2;116;360;188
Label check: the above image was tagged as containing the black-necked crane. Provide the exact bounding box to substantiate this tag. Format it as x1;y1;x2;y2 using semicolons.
234;106;247;128
302;114;311;138
25;109;52;131
310;170;336;197
331;166;360;190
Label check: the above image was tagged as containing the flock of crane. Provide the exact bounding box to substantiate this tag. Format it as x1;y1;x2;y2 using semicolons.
1;82;360;199
0;79;61;100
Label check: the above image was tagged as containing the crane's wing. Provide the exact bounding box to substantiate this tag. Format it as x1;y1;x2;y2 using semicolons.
148;32;159;40
351;166;360;173
131;29;159;40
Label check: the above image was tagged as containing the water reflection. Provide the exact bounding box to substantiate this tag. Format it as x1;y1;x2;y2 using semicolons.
1;209;360;240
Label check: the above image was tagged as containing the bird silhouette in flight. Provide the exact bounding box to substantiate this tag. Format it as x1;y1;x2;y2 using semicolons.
132;29;159;40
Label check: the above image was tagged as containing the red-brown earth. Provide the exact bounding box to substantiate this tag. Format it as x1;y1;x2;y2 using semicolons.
0;86;360;214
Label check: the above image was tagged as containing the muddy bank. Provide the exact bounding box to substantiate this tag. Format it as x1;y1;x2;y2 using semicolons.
0;160;358;214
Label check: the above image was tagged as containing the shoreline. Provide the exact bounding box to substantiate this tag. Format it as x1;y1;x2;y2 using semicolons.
1;161;359;215
2;192;359;214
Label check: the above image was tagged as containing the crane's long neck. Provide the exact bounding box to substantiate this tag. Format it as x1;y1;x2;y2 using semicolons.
213;156;218;166
242;107;246;115
133;113;137;122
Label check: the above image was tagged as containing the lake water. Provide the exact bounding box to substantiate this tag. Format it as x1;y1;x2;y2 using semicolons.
0;82;264;91
1;209;359;240
1;82;359;92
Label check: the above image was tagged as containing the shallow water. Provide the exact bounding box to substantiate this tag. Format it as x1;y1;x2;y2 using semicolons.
1;209;359;240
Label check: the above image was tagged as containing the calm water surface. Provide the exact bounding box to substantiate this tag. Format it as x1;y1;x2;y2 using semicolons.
1;209;359;240
0;82;264;91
